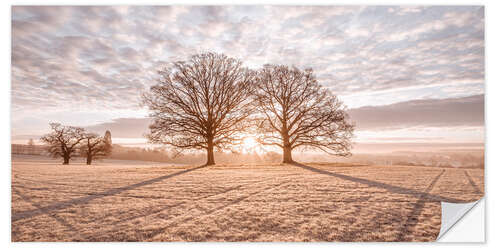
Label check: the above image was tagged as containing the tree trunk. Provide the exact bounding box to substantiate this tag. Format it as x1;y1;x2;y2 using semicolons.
86;155;92;165
206;139;215;166
63;155;70;165
282;131;294;164
282;145;294;163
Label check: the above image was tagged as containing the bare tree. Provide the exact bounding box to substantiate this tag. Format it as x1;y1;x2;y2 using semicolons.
80;133;112;165
40;123;86;164
104;130;112;145
27;138;35;155
143;52;255;165
254;65;354;163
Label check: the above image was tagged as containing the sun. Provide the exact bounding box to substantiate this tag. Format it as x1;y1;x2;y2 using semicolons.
242;137;258;153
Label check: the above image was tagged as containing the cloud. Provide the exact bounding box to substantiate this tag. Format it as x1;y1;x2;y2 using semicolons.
348;94;484;130
81;94;484;142
11;6;484;136
85;118;151;138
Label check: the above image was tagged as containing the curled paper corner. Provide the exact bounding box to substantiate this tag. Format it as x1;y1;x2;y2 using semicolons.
437;197;484;241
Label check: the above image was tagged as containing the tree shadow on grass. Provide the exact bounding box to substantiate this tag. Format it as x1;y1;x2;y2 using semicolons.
290;162;465;203
395;170;445;241
12;165;206;222
463;170;483;195
291;162;449;241
12;187;83;239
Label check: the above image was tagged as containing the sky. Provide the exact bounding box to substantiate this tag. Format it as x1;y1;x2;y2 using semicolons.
11;6;484;150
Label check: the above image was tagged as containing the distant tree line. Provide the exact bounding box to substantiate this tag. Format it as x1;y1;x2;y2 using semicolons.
108;145;172;163
40;123;112;165
11;144;48;155
108;144;283;165
143;52;354;165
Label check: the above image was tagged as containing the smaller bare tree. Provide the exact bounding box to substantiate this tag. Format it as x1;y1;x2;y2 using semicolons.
40;123;86;164
80;133;112;165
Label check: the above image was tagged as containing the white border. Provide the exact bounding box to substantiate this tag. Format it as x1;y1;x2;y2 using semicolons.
2;0;497;249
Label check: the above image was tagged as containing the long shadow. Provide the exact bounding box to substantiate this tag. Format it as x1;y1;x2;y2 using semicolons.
293;162;452;241
107;173;290;227
463;170;483;195
11;165;205;222
136;179;291;241
395;170;445;241
108;181;255;226
291;162;466;203
333;167;441;242
12;187;84;240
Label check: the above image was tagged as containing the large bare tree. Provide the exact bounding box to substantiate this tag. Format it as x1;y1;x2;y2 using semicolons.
254;65;354;163
80;133;112;165
143;53;255;165
40;123;86;164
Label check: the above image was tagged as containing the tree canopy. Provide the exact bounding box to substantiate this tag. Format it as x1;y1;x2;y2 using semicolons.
143;52;256;165
80;133;112;165
40;123;86;164
254;64;354;163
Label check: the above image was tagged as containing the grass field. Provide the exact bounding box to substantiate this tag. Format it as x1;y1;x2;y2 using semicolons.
11;155;484;242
